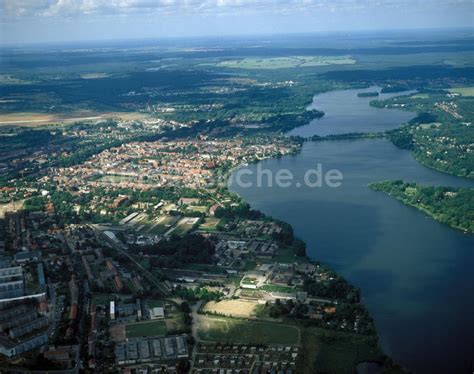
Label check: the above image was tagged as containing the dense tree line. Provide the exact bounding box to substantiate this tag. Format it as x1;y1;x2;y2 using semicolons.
214;202;263;220
371;180;474;233
409;112;438;124
267;299;309;319
303;276;360;303
137;234;216;268
174;285;222;301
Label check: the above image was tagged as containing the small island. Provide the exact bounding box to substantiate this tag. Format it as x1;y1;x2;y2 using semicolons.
357;91;379;97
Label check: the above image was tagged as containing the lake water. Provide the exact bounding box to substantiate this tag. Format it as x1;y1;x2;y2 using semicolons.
287;86;416;137
230;88;474;373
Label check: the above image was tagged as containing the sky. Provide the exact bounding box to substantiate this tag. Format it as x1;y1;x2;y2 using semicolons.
1;0;473;44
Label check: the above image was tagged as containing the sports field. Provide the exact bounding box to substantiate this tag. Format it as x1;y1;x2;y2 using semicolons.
198;218;221;231
202;300;259;318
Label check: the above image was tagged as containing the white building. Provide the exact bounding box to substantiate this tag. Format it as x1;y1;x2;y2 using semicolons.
110;301;115;320
149;307;164;320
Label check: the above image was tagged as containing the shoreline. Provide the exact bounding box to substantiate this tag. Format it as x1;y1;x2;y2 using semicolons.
223;133;392;371
223;100;471;371
369;183;473;234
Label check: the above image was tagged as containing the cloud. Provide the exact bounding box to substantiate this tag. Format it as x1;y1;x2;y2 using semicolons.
1;0;471;44
2;0;472;20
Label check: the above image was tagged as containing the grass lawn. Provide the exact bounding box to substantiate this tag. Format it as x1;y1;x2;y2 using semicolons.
125;320;167;338
198;317;300;345
261;284;296;293
299;327;385;374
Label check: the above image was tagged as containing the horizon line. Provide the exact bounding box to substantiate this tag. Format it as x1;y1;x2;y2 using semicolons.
2;26;473;49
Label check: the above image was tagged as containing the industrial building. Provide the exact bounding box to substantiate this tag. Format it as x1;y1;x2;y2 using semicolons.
0;301;50;357
114;335;188;365
0;265;24;300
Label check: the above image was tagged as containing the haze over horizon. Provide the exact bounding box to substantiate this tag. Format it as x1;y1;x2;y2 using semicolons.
1;0;473;45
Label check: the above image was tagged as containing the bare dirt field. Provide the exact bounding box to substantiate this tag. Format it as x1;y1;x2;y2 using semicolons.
202;299;259;318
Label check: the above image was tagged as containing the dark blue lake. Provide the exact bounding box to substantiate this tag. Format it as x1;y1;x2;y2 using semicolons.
230;88;474;373
287;86;416;137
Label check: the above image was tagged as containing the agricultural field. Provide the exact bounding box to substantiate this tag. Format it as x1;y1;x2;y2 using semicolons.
0;112;58;126
410;93;430;99
0;74;37;85
215;56;356;69
202;300;259;318
197;316;300;345
80;72;111;79
125;320;167;338
448;86;474;96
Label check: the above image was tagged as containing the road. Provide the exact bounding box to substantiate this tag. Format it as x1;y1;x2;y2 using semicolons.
190;301;203;343
189;301;203;372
